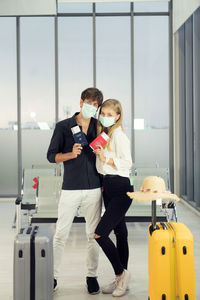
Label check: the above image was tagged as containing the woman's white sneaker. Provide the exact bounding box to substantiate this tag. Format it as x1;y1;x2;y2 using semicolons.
102;280;129;294
112;270;130;297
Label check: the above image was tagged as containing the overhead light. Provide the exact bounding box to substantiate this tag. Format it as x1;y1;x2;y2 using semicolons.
134;118;144;130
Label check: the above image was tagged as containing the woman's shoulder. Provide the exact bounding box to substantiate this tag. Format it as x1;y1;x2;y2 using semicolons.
112;126;123;134
112;126;130;141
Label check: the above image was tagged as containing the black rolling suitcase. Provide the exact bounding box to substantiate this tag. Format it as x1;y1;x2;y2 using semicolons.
13;225;54;300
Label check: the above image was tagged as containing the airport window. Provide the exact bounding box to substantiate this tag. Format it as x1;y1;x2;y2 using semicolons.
134;1;169;12
96;17;131;137
0;2;170;196
96;2;130;13
0;17;18;195
134;16;169;167
58;17;93;121
20;17;55;169
57;2;92;13
179;8;200;209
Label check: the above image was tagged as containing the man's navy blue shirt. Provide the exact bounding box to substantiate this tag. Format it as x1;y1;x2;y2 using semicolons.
47;113;101;190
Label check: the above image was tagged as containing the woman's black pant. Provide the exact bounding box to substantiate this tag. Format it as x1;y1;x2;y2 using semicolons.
95;175;133;275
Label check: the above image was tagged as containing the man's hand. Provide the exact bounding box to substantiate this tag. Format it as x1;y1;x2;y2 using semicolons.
72;143;83;158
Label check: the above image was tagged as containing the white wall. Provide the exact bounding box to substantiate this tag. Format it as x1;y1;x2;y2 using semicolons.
173;0;200;33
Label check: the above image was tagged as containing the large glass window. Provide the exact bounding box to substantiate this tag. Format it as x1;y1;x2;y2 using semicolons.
57;3;92;13
20;17;55;169
134;16;169;167
178;9;200;209
0;2;170;196
96;2;130;13
134;1;168;12
58;17;93;120
96;17;131;137
0;18;17;195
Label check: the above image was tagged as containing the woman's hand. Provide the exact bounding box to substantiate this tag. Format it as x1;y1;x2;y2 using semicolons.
94;146;106;163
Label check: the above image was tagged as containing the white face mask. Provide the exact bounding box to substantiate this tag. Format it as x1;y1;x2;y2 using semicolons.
99;115;115;127
81;103;97;119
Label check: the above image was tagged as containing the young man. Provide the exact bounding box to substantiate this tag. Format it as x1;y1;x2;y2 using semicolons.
47;88;103;294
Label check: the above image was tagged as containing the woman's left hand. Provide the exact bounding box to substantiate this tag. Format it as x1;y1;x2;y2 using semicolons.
94;146;106;163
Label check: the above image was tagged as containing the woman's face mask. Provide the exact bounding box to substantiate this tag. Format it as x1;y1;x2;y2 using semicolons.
99;115;115;127
81;103;97;119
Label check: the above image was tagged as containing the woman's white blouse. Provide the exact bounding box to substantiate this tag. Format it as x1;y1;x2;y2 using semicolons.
96;126;132;178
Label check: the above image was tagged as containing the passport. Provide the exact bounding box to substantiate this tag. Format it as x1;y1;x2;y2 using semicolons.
71;126;88;146
89;132;109;150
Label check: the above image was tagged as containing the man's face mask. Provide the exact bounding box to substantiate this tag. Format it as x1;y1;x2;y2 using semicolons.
81;103;97;119
99;115;115;127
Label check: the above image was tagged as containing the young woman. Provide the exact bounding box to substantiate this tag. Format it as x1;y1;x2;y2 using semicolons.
94;99;133;297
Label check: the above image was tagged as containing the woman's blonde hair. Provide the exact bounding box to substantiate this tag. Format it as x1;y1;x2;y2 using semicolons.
97;99;123;150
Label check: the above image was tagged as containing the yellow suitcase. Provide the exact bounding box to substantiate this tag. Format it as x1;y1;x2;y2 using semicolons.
148;222;176;300
169;222;195;300
148;201;195;300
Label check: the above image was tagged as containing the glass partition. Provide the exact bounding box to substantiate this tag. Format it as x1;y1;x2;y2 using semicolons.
20;17;55;169
0;18;17;195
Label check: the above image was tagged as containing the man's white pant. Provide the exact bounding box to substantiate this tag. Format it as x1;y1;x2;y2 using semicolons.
54;188;102;279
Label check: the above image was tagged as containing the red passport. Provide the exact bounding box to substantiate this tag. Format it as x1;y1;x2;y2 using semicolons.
89;132;109;150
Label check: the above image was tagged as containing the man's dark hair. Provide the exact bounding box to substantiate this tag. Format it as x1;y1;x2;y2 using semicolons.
81;87;103;107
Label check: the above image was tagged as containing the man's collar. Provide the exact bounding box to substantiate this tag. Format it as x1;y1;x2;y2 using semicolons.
71;113;79;127
71;113;96;134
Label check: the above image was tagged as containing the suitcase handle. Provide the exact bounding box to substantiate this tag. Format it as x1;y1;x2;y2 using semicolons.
160;222;167;230
149;200;160;235
149;224;160;236
26;226;39;235
152;200;156;228
15;196;22;205
16;196;22;234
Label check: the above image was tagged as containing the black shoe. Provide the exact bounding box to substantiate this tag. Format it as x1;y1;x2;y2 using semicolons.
86;277;100;294
54;279;57;291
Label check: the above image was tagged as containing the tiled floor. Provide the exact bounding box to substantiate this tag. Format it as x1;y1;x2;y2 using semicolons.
0;199;199;300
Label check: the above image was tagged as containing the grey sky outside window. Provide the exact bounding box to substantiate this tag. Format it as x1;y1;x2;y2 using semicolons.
134;1;168;12
0;17;17;129
58;17;93;121
96;16;131;137
0;17;18;195
57;3;92;13
20;17;55;128
20;17;55;171
134;15;169;168
134;16;169;129
96;2;130;13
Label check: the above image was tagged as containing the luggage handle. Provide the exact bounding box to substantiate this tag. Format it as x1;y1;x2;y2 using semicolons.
16;196;22;234
149;200;160;236
15;195;22;205
152;200;156;229
26;225;39;235
160;222;167;230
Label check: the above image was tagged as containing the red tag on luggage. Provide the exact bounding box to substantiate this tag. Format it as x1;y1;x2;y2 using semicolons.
32;177;38;189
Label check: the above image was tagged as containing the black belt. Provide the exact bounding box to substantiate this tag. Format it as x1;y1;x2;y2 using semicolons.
103;174;119;178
